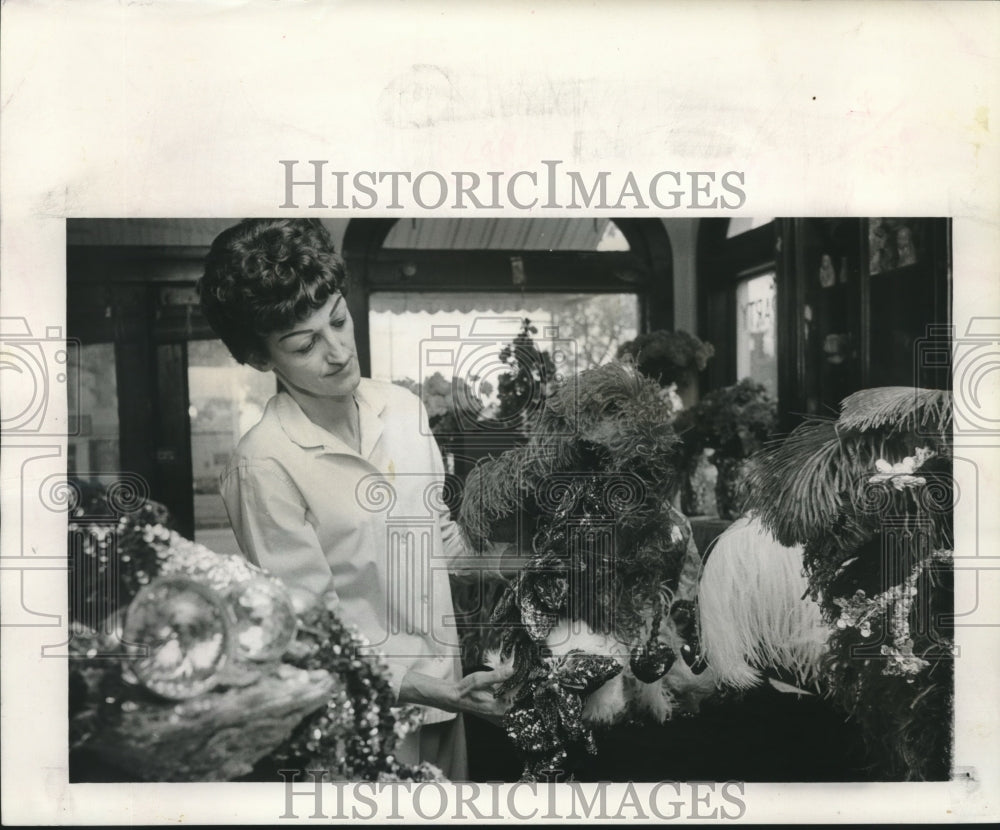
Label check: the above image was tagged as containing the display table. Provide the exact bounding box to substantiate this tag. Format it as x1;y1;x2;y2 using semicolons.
71;663;336;782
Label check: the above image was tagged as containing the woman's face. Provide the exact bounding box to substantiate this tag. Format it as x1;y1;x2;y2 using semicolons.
258;293;361;399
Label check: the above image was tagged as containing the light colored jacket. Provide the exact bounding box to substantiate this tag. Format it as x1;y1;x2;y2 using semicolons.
220;379;465;722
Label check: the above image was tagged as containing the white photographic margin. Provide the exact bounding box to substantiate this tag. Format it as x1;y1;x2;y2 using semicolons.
1;0;998;825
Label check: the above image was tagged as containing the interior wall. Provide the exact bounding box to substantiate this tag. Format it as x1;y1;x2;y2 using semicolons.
662;219;699;334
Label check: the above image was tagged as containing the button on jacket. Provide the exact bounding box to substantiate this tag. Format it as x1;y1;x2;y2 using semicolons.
220;379;466;724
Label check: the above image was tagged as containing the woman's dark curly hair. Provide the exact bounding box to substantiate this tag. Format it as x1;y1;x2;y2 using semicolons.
198;219;347;365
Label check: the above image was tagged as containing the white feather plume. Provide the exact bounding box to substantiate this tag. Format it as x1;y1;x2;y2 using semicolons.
629;672;674;722
698;516;830;690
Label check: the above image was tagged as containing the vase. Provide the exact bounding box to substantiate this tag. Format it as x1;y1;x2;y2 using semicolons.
713;456;750;520
681;449;718;517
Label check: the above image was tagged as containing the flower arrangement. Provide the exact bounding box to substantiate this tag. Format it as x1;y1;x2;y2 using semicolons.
67;482;442;782
672;378;778;518
673;378;777;461
615;330;715;394
743;387;954;780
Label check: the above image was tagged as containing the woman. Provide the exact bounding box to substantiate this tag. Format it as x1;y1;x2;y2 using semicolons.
198;218;509;779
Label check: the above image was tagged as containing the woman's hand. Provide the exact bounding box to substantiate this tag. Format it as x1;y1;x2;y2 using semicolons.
452;665;515;726
398;663;515;725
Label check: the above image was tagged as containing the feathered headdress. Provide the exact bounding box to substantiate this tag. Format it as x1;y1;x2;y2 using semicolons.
741;386;954;780
459;362;703;779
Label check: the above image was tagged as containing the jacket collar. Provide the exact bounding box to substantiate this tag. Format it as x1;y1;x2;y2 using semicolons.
273;378;386;459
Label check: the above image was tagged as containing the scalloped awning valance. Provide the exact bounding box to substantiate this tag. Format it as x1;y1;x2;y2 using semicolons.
369;291;559;316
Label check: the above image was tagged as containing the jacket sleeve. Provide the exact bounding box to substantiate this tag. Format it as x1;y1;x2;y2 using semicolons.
220;458;336;614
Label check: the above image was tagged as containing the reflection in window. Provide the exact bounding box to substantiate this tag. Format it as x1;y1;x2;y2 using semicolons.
369;292;639;402
381;218;630;251
735;272;778;398
188;340;275;556
68;343;120;477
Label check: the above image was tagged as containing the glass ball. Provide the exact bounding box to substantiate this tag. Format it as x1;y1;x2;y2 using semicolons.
226;573;298;662
122;575;233;700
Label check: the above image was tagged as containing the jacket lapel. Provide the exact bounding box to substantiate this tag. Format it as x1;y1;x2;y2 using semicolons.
274;382;386;463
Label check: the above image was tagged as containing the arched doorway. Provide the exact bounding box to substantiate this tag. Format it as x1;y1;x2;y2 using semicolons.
342;217;673;378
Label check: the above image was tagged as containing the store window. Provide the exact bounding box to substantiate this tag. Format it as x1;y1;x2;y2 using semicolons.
187;339;276;556
734;271;778;398
369;291;639;389
347;216;663;495
67;343;120;477
698;218;779;396
346;217;673;385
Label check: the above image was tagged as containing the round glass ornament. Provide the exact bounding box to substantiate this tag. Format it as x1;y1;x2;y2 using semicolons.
122;575;233;700
225;572;298;662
